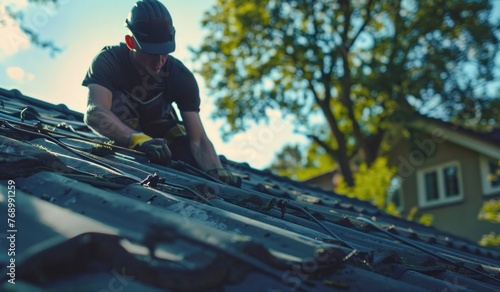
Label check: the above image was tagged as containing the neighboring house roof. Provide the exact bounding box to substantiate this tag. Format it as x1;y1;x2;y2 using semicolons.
303;170;338;188
304;116;500;187
0;87;499;291
410;116;500;160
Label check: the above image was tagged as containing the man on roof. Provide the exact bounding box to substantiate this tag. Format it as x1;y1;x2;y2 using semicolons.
82;0;239;186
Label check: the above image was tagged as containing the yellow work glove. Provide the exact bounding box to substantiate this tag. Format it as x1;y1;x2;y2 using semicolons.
207;168;242;187
129;132;171;165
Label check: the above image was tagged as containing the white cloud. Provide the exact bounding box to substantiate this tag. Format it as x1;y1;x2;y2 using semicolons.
5;0;29;9
0;3;31;56
6;66;35;83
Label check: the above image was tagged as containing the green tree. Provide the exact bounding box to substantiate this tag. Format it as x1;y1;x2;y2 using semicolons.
336;157;396;209
193;0;499;186
478;199;500;247
268;143;336;181
2;0;61;55
477;160;500;247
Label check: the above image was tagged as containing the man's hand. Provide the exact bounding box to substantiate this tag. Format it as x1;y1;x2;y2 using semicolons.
129;133;171;165
207;168;242;187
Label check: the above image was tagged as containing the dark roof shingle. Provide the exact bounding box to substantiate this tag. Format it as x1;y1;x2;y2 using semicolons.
1;87;499;291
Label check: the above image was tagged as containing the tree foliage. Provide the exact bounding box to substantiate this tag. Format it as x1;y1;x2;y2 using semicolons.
478;198;500;247
267;143;336;181
194;0;499;186
336;157;396;209
334;156;433;225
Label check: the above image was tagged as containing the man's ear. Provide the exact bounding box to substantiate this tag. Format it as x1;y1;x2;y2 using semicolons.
125;35;135;50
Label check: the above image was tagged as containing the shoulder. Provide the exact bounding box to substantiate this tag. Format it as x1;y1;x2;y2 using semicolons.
166;56;193;76
92;43;128;65
82;43;130;90
165;56;197;87
164;56;200;111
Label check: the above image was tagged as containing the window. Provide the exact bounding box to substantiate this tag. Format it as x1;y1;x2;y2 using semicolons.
387;176;404;211
480;156;500;196
424;172;439;201
417;161;463;208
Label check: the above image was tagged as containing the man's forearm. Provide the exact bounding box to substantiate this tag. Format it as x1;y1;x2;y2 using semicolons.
190;139;222;171
84;106;136;146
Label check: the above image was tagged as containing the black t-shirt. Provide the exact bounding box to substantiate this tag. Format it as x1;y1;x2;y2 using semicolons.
82;43;200;113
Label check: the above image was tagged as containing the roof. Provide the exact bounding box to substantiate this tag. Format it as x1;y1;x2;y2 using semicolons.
1;87;499;291
410;116;500;159
304;115;500;188
302;170;337;188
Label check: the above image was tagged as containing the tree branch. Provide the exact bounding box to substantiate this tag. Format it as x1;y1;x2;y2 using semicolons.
347;0;375;50
306;134;339;159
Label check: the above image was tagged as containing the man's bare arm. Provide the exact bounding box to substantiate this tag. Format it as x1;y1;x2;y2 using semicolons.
181;111;222;171
84;84;136;145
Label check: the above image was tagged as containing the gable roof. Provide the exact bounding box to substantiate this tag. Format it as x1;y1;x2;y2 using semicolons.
1;87;499;291
411;116;500;159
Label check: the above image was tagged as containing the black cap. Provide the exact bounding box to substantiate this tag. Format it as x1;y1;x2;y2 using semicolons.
125;0;176;54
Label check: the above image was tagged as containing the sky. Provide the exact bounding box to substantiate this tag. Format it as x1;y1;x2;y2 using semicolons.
0;0;307;169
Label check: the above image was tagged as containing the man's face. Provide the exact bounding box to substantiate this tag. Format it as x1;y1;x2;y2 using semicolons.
131;48;168;74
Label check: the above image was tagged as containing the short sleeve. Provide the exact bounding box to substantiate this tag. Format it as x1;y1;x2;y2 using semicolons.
82;47;117;92
168;59;201;112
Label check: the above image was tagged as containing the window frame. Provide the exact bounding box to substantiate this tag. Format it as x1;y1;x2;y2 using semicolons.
479;155;500;196
417;161;464;208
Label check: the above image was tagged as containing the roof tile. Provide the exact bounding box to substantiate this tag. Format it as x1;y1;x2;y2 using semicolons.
1;87;499;290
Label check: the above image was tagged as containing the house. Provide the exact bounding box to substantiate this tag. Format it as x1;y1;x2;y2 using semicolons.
387;117;500;243
1;87;499;290
305;117;500;243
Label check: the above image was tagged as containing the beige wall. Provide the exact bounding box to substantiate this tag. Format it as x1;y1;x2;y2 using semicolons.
389;135;499;243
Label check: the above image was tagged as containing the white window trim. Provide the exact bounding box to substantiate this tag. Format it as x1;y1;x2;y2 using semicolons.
417;161;464;208
479;155;500;196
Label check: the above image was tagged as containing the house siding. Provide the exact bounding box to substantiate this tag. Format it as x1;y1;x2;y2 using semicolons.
389;135;499;243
